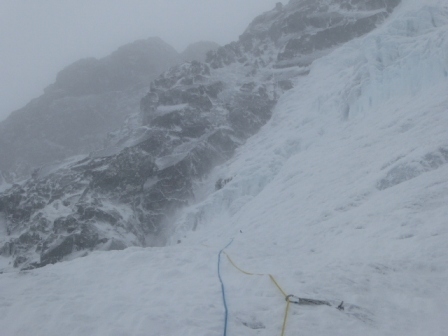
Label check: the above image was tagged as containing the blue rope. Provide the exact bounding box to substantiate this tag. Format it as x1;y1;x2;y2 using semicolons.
218;239;234;336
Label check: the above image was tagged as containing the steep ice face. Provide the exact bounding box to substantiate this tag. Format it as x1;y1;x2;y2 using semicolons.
170;1;448;244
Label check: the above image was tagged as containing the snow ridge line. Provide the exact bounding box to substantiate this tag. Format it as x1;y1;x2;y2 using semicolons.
217;239;234;336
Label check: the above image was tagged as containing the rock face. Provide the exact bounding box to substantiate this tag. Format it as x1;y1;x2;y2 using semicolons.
0;148;157;268
208;0;400;69
181;41;220;63
0;0;400;270
0;37;181;177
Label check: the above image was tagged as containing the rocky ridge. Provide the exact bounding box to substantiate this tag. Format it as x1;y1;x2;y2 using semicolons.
0;0;400;270
0;37;181;178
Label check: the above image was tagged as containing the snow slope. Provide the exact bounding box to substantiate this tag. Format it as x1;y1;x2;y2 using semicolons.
1;0;448;335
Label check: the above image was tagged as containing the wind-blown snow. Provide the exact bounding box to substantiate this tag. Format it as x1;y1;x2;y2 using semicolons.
1;1;448;335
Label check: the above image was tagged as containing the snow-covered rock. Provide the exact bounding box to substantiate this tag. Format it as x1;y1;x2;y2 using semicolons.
0;0;400;270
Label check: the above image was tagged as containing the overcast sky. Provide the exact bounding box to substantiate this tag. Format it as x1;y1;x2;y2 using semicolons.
0;0;287;121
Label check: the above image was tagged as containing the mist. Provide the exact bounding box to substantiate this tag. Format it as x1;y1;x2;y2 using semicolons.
0;0;286;122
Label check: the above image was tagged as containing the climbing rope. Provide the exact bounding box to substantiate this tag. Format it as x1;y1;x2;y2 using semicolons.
217;244;344;336
269;274;288;297
224;253;287;296
281;299;291;336
224;253;263;275
217;239;234;336
223;252;290;336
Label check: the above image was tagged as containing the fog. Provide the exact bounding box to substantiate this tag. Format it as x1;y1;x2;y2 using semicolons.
0;0;286;122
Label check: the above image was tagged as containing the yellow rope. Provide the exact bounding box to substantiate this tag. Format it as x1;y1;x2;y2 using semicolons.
224;253;264;276
269;274;288;297
223;252;291;336
281;300;291;336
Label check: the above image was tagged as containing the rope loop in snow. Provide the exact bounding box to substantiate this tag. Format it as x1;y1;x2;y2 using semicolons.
216;246;345;336
223;252;291;336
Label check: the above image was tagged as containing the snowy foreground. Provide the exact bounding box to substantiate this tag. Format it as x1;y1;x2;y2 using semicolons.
1;1;448;335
